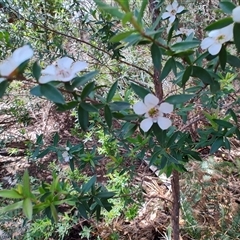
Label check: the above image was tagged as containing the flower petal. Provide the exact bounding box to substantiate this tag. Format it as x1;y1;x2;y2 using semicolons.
208;29;220;38
57;57;73;69
71;61;88;73
200;37;215;50
140;118;153;132
232;6;240;23
0;59;16;76
12;45;34;66
41;65;56;75
208;43;222;55
157;117;172;130
169;15;176;23
176;5;184;13
159;102;174;114
39;75;56;84
133;101;147;115
172;1;178;10
166;4;173;12
162;12;171;19
144;93;159;108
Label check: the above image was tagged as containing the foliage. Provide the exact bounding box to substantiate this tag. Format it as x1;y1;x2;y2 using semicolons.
0;0;240;239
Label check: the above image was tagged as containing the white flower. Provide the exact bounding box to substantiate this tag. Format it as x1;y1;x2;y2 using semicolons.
62;151;72;162
133;93;173;132
232;6;240;23
200;24;233;55
39;57;88;84
162;1;184;23
176;28;194;36
0;45;34;83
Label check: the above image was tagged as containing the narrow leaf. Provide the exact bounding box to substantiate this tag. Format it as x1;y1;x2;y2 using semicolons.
151;43;162;71
160;57;175;81
23;198;33;220
107;81;118;103
40;84;65;104
233;23;240;52
0;81;9;98
205;17;233;31
130;82;151;99
165;94;194;104
78;105;89;131
104;105;112;128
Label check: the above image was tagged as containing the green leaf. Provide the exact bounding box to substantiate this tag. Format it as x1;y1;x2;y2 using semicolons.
56;101;78;111
219;1;236;14
32;61;41;80
234;23;240;52
151;43;162;71
122;12;133;25
78;105;89;131
0;189;22;199
210;81;221;94
109;101;130;111
80;102;98;112
50;203;58;222
160;57;175;81
53;132;59;146
82;175;96;193
0;80;9;98
81;82;95;100
182;66;192;86
192;66;213;84
22;170;31;198
219;45;227;70
23;198;33;220
0;200;23;215
226;108;238;123
137;0;148;24
130;82;151;99
205;17;233;31
171;40;200;52
40;84;65;104
227;54;240;67
71;71;98;89
210;137;224;154
94;0;124;19
213;119;233;128
30;85;42;97
110;31;135;42
104;105;112;128
165;94;194;104
107;81;118;103
115;0;130;11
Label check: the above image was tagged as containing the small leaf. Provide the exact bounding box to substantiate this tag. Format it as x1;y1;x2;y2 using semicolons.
104;105;112;128
94;0;124;19
82;175;96;193
227;54;240;67
219;45;227;70
233;23;240;52
80;102;98;112
110;31;135;42
71;71;98;89
192;66;213;84
0;201;23;215
0;80;9;98
210;137;224;154
40;84;65;104
22;170;31;198
130;82;151;99
23;198;33;220
78;105;89;131
226;108;238;124
205;17;233;31
30;85;42;97
171;40;200;52
219;1;236;14
81;82;95;100
182;66;192;86
160;57;175;81
0;189;22;199
137;0;148;24
210;81;220;94
107;81;118;103
32;61;41;80
109;101;130;111
213;119;233;128
151;43;162;71
165;94;194;104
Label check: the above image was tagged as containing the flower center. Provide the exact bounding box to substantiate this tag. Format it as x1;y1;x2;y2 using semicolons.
148;107;159;118
57;69;71;78
216;34;226;43
171;9;176;15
